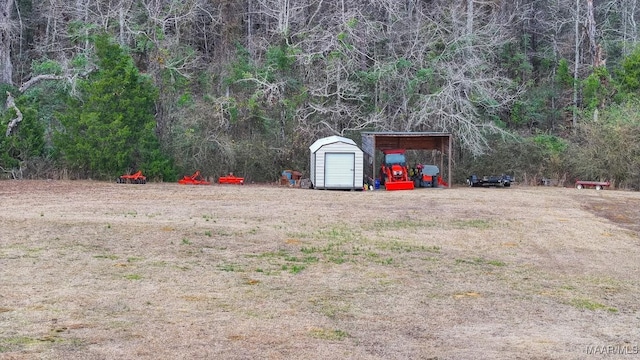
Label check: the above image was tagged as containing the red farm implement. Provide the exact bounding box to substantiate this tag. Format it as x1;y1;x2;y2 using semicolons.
575;180;610;190
218;173;244;185
178;171;211;185
117;170;146;184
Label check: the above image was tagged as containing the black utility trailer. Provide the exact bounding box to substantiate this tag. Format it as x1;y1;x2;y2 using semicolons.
467;174;513;187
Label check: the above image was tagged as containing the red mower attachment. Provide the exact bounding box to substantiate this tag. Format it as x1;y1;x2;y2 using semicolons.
178;170;211;185
575;180;610;190
218;173;244;185
117;170;146;184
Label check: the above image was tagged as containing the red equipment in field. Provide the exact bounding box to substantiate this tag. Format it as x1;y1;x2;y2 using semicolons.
380;149;414;191
218;173;244;185
117;170;146;184
575;179;610;190
178;170;211;185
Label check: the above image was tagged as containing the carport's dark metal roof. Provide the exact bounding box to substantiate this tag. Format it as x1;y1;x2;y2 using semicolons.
361;132;452;151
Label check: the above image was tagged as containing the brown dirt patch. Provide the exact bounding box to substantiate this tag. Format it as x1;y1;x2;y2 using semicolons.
580;191;640;234
1;181;640;359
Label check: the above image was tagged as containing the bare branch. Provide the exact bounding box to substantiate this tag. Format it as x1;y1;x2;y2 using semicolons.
18;74;65;92
0;164;23;179
5;91;23;136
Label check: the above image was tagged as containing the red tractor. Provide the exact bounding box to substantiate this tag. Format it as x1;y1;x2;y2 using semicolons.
379;149;415;191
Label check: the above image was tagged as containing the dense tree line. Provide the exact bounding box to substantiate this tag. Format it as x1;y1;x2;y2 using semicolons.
1;0;639;188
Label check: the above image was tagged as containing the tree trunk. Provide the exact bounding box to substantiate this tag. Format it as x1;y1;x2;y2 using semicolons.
466;0;474;37
0;0;14;85
119;6;125;45
586;0;600;66
77;0;89;51
623;0;637;56
573;0;580;130
5;91;22;136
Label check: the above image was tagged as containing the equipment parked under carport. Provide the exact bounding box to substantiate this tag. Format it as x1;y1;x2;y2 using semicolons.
411;164;448;188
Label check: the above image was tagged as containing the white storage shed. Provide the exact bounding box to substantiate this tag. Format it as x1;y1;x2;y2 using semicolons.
309;136;364;190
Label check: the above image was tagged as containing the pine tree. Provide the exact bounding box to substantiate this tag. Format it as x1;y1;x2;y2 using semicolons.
55;34;175;180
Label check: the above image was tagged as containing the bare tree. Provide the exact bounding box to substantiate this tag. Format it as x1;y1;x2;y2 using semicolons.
586;0;603;66
573;0;585;129
0;0;14;85
624;0;639;52
597;0;639;59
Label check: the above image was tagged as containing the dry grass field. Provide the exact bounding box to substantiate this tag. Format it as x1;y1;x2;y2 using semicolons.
1;180;639;360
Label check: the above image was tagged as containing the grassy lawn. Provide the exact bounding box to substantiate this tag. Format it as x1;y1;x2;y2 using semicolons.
0;180;639;359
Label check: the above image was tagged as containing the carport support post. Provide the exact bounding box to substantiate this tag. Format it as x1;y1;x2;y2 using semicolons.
440;142;445;183
448;135;452;188
371;138;377;185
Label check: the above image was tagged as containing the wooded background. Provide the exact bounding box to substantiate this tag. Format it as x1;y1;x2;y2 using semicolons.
1;0;639;188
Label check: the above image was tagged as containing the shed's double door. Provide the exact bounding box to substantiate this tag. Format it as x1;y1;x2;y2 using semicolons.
325;153;355;188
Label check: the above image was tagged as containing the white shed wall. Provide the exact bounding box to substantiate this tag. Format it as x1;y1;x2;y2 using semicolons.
310;141;363;190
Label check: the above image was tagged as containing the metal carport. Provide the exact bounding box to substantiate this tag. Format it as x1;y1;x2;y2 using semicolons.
361;132;453;188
